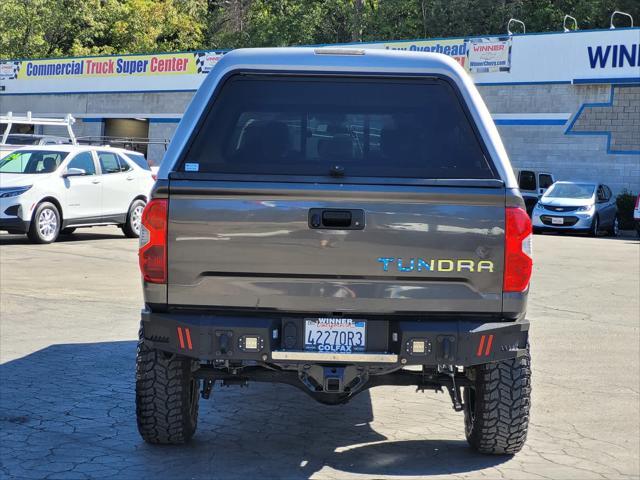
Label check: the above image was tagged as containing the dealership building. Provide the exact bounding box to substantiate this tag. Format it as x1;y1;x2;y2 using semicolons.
1;27;638;193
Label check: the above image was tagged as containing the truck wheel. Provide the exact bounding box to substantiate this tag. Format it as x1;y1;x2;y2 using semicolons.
463;349;531;455
122;199;146;238
27;202;61;244
135;328;200;444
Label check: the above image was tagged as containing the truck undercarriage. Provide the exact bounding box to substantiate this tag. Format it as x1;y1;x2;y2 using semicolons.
194;362;474;409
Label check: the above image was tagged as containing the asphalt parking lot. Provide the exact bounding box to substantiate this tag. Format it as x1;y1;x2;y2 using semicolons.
0;227;638;479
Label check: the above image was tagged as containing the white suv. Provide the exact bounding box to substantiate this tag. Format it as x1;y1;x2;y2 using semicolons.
0;145;155;243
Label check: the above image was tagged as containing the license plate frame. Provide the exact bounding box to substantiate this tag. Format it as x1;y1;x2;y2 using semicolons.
551;217;564;225
304;318;366;353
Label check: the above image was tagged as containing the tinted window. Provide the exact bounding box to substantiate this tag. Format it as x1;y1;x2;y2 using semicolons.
67;152;96;175
117;155;132;172
0;150;68;174
98;152;121;174
182;75;494;180
518;171;536;191
539;174;553;189
603;185;612;200
125;152;150;171
544;183;596;200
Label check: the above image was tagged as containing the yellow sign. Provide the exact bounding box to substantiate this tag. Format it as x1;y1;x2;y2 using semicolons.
17;52;200;80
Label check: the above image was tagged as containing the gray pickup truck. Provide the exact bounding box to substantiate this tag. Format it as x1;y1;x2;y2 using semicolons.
135;47;533;455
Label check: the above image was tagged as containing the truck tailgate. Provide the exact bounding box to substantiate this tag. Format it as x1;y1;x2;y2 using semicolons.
167;181;505;314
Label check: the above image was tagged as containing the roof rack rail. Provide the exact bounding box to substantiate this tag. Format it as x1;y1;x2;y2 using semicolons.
75;136;170;150
0;111;77;145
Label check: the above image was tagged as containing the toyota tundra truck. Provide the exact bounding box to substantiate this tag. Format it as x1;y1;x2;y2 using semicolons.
135;47;533;455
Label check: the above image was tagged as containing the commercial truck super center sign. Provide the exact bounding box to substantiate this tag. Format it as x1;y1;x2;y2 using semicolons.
8;52;222;79
0;28;638;93
0;51;224;91
23;56;190;77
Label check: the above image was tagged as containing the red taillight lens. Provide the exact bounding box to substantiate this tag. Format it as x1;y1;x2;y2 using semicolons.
635;195;640;209
152;174;157;181
139;199;168;284
504;206;533;293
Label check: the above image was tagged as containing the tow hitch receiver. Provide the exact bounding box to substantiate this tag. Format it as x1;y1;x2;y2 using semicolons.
300;365;365;394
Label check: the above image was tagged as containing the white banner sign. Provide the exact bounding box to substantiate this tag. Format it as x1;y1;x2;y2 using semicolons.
468;37;511;73
1;28;638;94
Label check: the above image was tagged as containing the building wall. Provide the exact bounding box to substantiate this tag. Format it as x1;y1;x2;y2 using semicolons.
147;121;179;167
1;83;638;194
0;91;191;161
480;84;640;194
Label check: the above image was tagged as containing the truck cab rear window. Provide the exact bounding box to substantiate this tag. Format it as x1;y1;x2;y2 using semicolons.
181;75;495;180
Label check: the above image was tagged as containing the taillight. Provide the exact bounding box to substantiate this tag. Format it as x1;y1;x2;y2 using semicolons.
504;206;533;293
151;174;157;181
139;199;168;284
635;195;640;209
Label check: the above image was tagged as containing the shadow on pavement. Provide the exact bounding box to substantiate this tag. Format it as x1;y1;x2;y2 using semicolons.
0;342;508;479
0;231;128;245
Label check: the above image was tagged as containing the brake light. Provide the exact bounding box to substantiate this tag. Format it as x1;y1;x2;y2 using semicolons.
139;199;168;284
635;195;640;209
504;207;533;293
151;174;157;181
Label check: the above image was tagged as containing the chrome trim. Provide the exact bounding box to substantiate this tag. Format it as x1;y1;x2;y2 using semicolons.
271;351;398;363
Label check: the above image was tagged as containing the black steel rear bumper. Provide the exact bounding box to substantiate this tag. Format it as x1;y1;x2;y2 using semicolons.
141;309;529;367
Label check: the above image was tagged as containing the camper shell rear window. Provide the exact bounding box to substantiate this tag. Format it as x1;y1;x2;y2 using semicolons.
179;74;496;180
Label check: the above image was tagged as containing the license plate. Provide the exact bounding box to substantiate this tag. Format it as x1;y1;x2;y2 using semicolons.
551;217;564;225
304;318;366;353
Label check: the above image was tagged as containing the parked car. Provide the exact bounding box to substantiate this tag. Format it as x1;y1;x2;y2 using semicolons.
136;47;533;455
514;169;555;216
532;181;619;236
0;145;154;243
634;194;640;237
123;151;156;198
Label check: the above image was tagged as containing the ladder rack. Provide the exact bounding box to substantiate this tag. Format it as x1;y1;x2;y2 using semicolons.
0;111;77;145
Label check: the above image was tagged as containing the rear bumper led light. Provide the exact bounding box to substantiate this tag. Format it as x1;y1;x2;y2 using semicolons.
239;335;264;352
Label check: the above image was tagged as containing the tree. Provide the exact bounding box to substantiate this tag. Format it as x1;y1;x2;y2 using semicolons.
1;0;639;59
0;0;206;58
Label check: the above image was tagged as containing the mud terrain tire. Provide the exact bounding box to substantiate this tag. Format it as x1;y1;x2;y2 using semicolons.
135;328;200;444
463;349;531;455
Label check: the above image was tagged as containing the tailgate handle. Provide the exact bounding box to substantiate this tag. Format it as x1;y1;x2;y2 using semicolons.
323;210;351;227
309;209;365;230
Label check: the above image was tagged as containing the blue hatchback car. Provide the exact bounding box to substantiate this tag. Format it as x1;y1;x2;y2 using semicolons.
532;181;619;236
